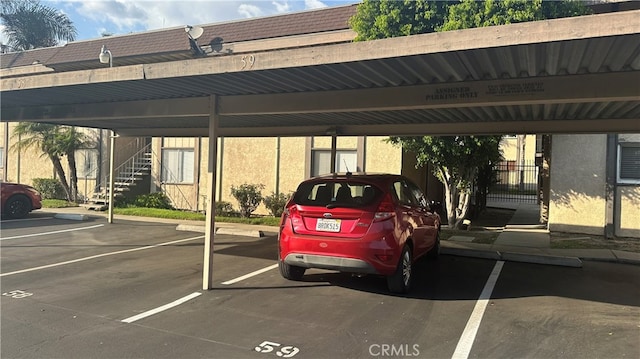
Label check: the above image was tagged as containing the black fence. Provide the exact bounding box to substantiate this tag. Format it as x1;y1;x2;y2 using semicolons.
487;160;539;204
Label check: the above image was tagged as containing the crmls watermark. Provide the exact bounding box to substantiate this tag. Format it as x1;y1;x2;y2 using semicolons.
369;344;420;357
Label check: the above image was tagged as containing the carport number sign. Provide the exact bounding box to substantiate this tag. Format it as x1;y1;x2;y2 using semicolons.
2;290;33;299
254;341;299;358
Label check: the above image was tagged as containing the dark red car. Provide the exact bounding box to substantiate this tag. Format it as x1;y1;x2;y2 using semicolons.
1;182;42;219
278;173;441;293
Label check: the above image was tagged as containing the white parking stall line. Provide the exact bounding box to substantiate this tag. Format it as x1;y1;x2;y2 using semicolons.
122;292;202;323
1;217;54;223
0;224;104;241
451;260;505;359
0;235;204;277
221;263;279;285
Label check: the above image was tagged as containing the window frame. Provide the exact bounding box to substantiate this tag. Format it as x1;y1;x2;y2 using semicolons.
161;148;195;184
76;148;99;179
617;142;640;184
311;149;357;177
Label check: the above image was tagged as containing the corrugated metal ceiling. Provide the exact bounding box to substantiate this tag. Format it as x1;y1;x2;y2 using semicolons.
1;11;639;136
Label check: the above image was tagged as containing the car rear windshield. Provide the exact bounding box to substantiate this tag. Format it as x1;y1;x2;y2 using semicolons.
293;180;383;207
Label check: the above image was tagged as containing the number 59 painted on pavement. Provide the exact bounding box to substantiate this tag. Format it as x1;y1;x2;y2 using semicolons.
254;341;299;358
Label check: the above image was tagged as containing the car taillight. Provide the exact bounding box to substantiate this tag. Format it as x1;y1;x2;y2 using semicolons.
374;193;396;222
284;206;300;223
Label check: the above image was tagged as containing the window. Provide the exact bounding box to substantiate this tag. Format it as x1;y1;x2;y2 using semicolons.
406;181;428;208
293;180;381;207
618;143;640;184
311;150;357;177
392;181;417;206
162;149;194;183
76;149;99;178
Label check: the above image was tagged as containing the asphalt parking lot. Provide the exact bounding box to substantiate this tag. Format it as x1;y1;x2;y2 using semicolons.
1;213;639;359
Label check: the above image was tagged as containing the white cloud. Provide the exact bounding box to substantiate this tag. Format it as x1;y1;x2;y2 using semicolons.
272;1;290;13
55;1;351;40
238;3;264;18
305;0;327;9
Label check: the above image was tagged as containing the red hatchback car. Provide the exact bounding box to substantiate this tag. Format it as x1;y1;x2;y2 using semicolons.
1;182;43;219
278;173;441;293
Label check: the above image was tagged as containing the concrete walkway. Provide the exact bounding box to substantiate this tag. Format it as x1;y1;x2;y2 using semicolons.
444;203;640;267
40;207;640;268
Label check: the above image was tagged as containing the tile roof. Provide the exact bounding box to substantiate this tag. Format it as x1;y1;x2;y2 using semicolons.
0;46;61;68
199;4;356;43
1;4;357;71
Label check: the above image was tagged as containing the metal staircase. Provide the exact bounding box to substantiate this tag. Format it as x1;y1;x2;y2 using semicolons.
81;143;153;210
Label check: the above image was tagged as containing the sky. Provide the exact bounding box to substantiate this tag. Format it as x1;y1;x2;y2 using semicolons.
31;0;360;42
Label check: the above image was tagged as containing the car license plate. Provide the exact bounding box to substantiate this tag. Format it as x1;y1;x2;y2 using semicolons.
316;218;341;232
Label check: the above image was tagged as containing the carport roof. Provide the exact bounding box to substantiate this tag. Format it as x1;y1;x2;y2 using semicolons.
1;10;639;137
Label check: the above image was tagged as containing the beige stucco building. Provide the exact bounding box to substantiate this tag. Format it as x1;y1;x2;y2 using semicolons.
549;134;640;238
150;135;404;214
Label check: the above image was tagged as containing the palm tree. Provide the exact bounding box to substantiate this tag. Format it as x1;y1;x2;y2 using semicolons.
11;123;72;201
12;124;92;202
57;127;93;202
3;1;88;201
1;0;77;51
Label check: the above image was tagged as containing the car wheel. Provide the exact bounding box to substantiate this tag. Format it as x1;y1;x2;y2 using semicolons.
387;245;412;294
5;194;31;219
279;260;305;281
427;232;440;260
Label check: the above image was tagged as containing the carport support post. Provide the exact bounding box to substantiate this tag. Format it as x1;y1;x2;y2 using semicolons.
107;131;116;224
203;95;219;290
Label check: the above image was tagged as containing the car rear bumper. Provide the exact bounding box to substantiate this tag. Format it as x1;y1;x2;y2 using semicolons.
283;253;379;274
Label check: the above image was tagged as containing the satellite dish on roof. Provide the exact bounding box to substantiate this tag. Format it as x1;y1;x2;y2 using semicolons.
185;25;204;40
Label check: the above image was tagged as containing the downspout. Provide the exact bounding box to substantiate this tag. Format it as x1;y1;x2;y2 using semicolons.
195;137;202;211
3;123;8;181
275;137;281;194
216;137;224;201
16;133;21;183
97;130;104;193
604;134;618;239
330;135;337;173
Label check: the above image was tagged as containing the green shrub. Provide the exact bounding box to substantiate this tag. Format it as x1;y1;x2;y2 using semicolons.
215;201;236;216
32;178;66;200
263;192;291;217
113;195;131;208
230;183;264;218
132;192;173;209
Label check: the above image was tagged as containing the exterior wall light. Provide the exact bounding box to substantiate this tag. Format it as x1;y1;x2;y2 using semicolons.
99;45;112;67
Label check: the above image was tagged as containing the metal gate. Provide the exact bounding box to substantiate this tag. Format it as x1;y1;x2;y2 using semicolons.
488;160;539;204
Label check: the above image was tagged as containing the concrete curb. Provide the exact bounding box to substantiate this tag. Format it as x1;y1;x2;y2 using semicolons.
442;246;583;267
54;213;89;221
175;224;205;233
175;224;264;238
441;247;501;260
216;227;264;238
501;252;582;268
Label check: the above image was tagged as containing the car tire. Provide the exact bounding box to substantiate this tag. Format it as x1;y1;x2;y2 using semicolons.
387;245;412;294
279;260;305;281
5;194;31;219
427;232;440;260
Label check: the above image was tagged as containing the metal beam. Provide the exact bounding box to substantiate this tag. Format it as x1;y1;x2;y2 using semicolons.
4;73;637;125
219;72;640;115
